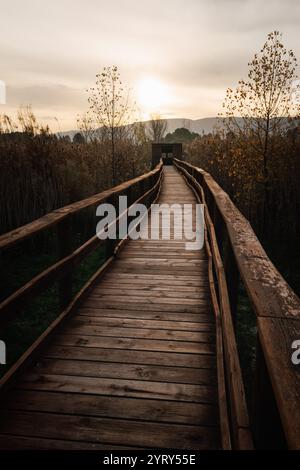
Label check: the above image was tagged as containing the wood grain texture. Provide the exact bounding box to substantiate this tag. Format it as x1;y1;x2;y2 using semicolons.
0;165;220;450
258;316;300;449
0;410;219;449
175;158;300;449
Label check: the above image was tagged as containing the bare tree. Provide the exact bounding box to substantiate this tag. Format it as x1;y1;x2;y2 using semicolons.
148;113;167;142
77;113;96;142
87;66;136;185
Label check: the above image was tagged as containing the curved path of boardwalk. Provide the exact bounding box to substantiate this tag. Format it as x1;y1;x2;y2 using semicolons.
0;166;219;449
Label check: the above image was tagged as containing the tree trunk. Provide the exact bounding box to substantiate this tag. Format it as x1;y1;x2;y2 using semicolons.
111;127;115;186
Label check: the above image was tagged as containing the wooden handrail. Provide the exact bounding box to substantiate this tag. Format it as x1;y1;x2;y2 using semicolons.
175;160;252;449
0;162;163;323
0;161;163;394
174;158;300;449
0;164;162;250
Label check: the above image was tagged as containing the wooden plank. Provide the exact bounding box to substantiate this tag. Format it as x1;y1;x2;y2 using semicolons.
0;410;219;449
108;267;206;276
82;300;210;314
101;277;209;287
114;258;206;267
0;434;135;450
115;257;207;264
17;373;218;404
72;315;215;331
115;258;206;266
63;323;215;343
118;252;206;259
106;263;205;277
103;272;207;282
78;308;214;323
126;241;197;247
54;334;215;355
123;246;198;252
97;282;210;291
0;163;221;451
3;390;219;426
45;345;216;369
91;288;209;299
33;358;217;385
90;292;210;307
87;295;209;306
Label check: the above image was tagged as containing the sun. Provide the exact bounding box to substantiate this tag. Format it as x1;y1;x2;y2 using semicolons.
137;77;170;116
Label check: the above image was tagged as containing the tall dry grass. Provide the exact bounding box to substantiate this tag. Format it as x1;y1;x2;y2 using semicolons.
0;108;151;234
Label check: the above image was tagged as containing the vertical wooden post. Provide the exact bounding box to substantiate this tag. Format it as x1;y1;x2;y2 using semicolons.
139;178;145;201
126;185;134;238
127;185;133;207
213;202;224;250
57;215;73;309
223;234;240;328
105;237;116;259
144;176;151;209
252;338;286;449
150;173;156;204
105;195;117;259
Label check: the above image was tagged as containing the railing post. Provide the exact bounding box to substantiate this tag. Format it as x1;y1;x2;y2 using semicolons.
223;234;240;328
252;338;286;449
126;185;134;236
147;174;154;205
105;195;117;259
212;203;224;250
127;185;133;207
139;178;145;201
57;215;73;309
147;175;153;208
153;170;160;202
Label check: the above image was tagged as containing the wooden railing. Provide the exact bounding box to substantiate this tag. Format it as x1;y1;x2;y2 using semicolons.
0;161;163;391
1;156;299;449
174;159;252;450
174;158;300;450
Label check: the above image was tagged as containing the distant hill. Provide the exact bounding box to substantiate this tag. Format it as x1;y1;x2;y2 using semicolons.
57;116;299;141
58;117;220;140
162;118;219;135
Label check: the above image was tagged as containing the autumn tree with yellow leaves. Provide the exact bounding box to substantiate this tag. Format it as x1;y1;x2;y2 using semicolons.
188;31;300;235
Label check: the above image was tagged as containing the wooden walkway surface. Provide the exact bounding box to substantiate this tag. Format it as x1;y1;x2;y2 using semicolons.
0;166;219;450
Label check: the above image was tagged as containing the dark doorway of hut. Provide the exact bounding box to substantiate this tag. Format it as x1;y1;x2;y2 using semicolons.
151;143;183;167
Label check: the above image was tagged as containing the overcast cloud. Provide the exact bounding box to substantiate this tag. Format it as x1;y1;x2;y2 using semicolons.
0;0;299;129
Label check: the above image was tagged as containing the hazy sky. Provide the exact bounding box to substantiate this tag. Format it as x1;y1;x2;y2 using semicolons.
1;0;300;130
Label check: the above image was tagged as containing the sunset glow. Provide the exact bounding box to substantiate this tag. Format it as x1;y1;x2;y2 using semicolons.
137;77;170;116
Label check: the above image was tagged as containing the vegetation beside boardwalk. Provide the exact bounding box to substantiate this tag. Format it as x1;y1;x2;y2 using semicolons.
185;32;300;408
1;32;300;406
0;107;151;236
185;32;300;296
0;69;152;377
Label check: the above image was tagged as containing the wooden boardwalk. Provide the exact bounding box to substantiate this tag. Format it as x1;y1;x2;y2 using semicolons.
0;166;220;449
1;159;300;449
